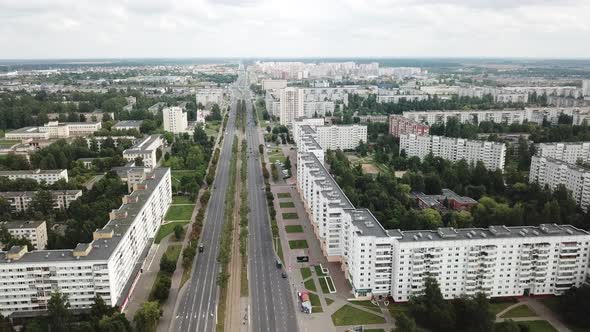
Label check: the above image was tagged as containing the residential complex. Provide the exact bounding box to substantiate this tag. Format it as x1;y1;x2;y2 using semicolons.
536;142;590;165
399;134;506;171
5;121;102;140
163;106;190;134
261;79;287;90
388;115;430;137
0;220;48;250
112;120;143;131
0;168;172;316
195;88;225;106
377;94;429;104
0;190;82;213
402;107;590;126
0;169;68;184
458;87;529;103
122;135;164;169
296;126;590;301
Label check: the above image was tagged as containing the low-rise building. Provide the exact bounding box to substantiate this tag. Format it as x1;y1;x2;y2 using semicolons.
389;115;430;137
196;88;225;106
0;169;68;184
262;79;287;90
112;120;143;131
5;122;101;140
0;168;172;317
399;134;506;171
0;220;48;250
0;190;82;212
122;135;164;169
414;189;477;211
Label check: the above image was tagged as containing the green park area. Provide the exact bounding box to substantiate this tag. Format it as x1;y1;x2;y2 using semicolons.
331;304;385;326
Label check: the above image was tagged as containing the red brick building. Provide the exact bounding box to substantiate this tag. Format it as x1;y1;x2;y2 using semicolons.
388;115;430;137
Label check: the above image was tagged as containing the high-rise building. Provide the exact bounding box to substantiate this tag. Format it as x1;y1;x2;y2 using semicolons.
122;135;164;169
583;80;590;97
163;106;189;134
389;115;430;137
0;220;48;250
279;87;304;126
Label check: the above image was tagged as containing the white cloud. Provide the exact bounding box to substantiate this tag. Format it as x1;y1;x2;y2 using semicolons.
0;0;588;58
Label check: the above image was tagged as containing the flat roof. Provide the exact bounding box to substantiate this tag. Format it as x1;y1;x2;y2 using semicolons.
113;120;143;128
0;169;66;176
0;190;81;198
1;220;45;230
6;127;41;134
396;224;590;243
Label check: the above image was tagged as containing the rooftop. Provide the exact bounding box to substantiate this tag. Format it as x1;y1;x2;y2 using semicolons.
113;120;143;128
1;220;46;230
0;169;66;176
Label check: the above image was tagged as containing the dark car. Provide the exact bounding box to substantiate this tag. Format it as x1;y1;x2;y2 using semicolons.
281;271;287;278
199;244;204;253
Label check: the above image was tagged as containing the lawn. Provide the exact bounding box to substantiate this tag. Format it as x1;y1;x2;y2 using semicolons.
0;139;15;148
165;204;195;221
314;265;327;277
309;292;321;306
282;212;299;219
275;238;284;261
268;148;287;164
279;201;295;208
490;302;517;315
388;303;411;317
172;195;193;204
304;279;317;292
277;193;291;198
171;170;195;188
514;320;558;332
154;221;189;244
365;330;385;332
285;225;303;233
500;304;537;318
351;300;381;313
319;277;329;294
300;267;312;280
325;298;334;306
204;121;221;138
164;244;182;263
289;240;308;249
540;297;590;332
325;276;336;292
331;305;386;326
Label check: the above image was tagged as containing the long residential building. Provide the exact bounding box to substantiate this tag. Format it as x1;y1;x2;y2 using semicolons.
389;115;430;137
0;168;172;317
122;135;164;169
0;190;82;213
296;128;590;301
402;107;590;126
536;142;590;165
293;119;367;151
5;122;101;140
529;156;590;211
399;134;506;171
0;169;68;184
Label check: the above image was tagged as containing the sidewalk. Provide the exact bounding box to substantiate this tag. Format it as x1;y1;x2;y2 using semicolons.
494;298;571;332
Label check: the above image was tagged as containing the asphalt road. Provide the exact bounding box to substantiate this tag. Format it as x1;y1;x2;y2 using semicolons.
243;87;298;332
170;87;239;332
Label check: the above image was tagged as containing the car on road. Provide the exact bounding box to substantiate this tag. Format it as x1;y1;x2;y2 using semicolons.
199;244;204;253
281;271;287;278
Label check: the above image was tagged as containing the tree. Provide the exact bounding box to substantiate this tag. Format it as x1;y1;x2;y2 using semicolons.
160;254;176;274
560;285;590;328
98;312;132;332
409;277;455;331
134;156;144;166
48;291;71;332
25;319;44;332
90;295;114;321
152;275;171;302
31;190;55;216
494;320;521;332
133;301;161;332
452;293;493;332
283;156;291;170
394;312;417;332
174;224;183;240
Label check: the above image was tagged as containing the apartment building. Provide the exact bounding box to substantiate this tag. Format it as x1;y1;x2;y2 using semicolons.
315;125;368;151
1;220;48;250
112;120;142;131
583;80;590;97
262;79;287;90
389;115;430;137
0;190;82;213
377;94;429;104
85;136;138;151
458;87;529;103
195;88;225;106
399;134;506;171
0;169;68;184
279;87;304;126
292;118;326;146
296;128;590;300
122;135;164;169
303;101;335;118
536;142;590;165
163;106;189;134
0;168;172;317
529;156;590;211
300;87;351;105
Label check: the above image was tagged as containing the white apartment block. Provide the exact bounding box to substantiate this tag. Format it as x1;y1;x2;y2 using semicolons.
1;221;48;250
6;122;101;141
377;94;429;104
529;156;590;211
458;87;529;103
0;168;172;317
262;79;287;90
0;169;68;185
279;87;304;126
303;101;335;117
536;142;590;165
0;190;82;213
315;125;367;151
296;128;590;300
503;86;582;99
265;90;281;118
195;89;225;106
85;136;138;151
399;134;506;171
301;88;351;106
163;106;189;134
122;135;164;169
581;80;590;97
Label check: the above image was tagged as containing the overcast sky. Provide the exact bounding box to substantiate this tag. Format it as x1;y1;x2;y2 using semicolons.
1;0;589;59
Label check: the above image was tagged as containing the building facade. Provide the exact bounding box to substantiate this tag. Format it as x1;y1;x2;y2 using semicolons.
315;125;368;151
389;115;430;137
0;190;82;213
1;221;48;250
163;106;189;134
0;168;172;317
399;134;506;171
122;135;164;169
0;169;68;184
279;87;304;126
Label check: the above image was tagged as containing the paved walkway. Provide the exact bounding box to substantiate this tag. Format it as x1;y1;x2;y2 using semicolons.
494;298;571;332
